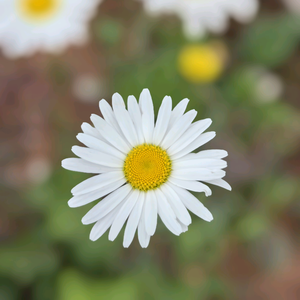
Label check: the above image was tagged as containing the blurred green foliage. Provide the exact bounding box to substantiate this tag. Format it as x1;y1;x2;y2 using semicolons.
240;14;300;67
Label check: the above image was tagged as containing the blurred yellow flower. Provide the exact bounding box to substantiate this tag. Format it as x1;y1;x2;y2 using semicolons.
178;44;225;83
18;0;59;21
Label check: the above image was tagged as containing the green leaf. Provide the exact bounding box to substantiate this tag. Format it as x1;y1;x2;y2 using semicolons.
240;14;300;67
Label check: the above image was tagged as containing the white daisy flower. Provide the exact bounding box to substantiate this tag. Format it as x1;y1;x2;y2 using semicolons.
282;0;300;14
62;89;231;248
139;0;259;38
0;0;102;58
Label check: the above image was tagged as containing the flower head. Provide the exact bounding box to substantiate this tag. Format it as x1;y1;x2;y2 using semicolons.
139;0;259;38
178;43;226;83
0;0;102;58
62;89;231;248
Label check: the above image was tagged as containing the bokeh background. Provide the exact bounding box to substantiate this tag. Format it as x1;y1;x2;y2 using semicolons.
1;0;300;299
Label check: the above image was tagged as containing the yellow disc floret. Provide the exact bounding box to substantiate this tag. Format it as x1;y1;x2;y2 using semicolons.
178;43;225;83
124;144;172;192
18;0;59;22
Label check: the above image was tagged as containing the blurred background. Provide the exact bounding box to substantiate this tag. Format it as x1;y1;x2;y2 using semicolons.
1;0;300;299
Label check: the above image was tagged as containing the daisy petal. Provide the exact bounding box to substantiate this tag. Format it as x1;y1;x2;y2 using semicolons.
138;201;151;248
89;205;122;242
112;93;139;146
81;184;132;224
195;149;228;159
155;189;182;236
168;178;212;196
139;89;154;143
77;133;125;160
203;179;232;191
171;168;225;181
81;122;103;140
72;146;123;168
161;183;192;225
168;98;189;129
168;118;212;156
71;171;124;196
108;190;140;241
179;221;189;233
69;178;126;208
99;99;125;138
90;114;130;153
171;132;216;160
172;153;197;162
123;192;145;248
173;158;227;170
161;110;197;149
127;95;145;144
144;190;158;236
61;158;114;174
170;184;213;222
152;96;172;145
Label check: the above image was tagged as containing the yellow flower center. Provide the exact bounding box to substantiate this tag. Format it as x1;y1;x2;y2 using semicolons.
17;0;59;22
178;44;224;83
123;144;172;192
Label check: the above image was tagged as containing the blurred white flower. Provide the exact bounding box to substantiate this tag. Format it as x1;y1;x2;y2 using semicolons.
72;74;105;103
256;71;284;104
282;0;300;14
248;67;284;104
0;0;102;58
26;156;52;184
62;88;231;248
139;0;259;38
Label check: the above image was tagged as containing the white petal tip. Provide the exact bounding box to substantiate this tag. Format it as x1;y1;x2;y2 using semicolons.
71;145;78;152
90;114;98;122
218;180;232;191
108;231;118;241
81;217;89;225
205;118;213;126
186;220;192;226
67;200;77;208
206;215;214;222
61;159;67;168
123;238;132;248
204;191;212;197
